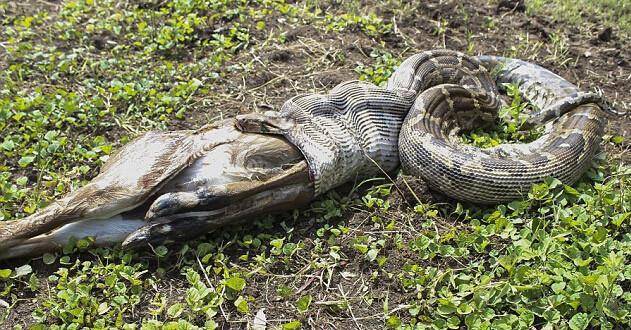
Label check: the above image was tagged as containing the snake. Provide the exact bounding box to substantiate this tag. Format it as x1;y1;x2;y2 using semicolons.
0;49;613;258
237;49;609;204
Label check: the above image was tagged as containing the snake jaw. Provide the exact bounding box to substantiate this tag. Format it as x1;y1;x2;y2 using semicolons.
235;112;294;134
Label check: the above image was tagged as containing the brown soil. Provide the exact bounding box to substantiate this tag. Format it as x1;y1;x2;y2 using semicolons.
188;0;629;137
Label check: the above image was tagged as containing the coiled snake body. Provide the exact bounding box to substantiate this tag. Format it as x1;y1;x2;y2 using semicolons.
0;49;611;258
238;49;607;203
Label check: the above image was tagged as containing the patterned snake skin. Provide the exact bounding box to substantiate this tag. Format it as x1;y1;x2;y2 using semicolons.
237;49;608;204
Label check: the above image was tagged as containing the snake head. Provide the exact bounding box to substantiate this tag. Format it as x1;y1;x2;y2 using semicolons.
235;111;294;134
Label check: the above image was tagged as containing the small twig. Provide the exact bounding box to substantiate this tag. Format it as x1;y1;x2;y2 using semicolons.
195;253;215;291
248;75;285;92
338;284;361;329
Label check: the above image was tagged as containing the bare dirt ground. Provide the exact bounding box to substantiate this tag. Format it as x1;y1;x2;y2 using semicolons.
206;1;629;130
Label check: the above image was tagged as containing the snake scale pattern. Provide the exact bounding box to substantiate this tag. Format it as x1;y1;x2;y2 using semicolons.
237;49;607;204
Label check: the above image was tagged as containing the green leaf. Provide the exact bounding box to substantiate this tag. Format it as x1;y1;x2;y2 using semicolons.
456;302;473;315
563;185;580;196
437;300;457;315
42;253;56;265
0;269;11;278
234;296;249;314
611;135;624;144
543;309;560;323
225;276;246;291
270;238;284;249
366;248;379;261
13;265;32;278
197;242;213;256
296;295;312;313
18;155;35;167
76;238;91;249
98;302;110;315
282;242;297;255
190;78;203;89
27;273;38;291
353;244;368;254
568;313;589;330
15;176;28;186
167;303;184;319
44;130;59;141
282;320;301;330
551;282;566;294
612;212;629;227
1;139;15;151
498;255;515;272
386;315;401;328
154;245;168;257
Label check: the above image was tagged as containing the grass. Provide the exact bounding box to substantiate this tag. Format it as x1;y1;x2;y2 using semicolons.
526;0;631;38
0;0;629;328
